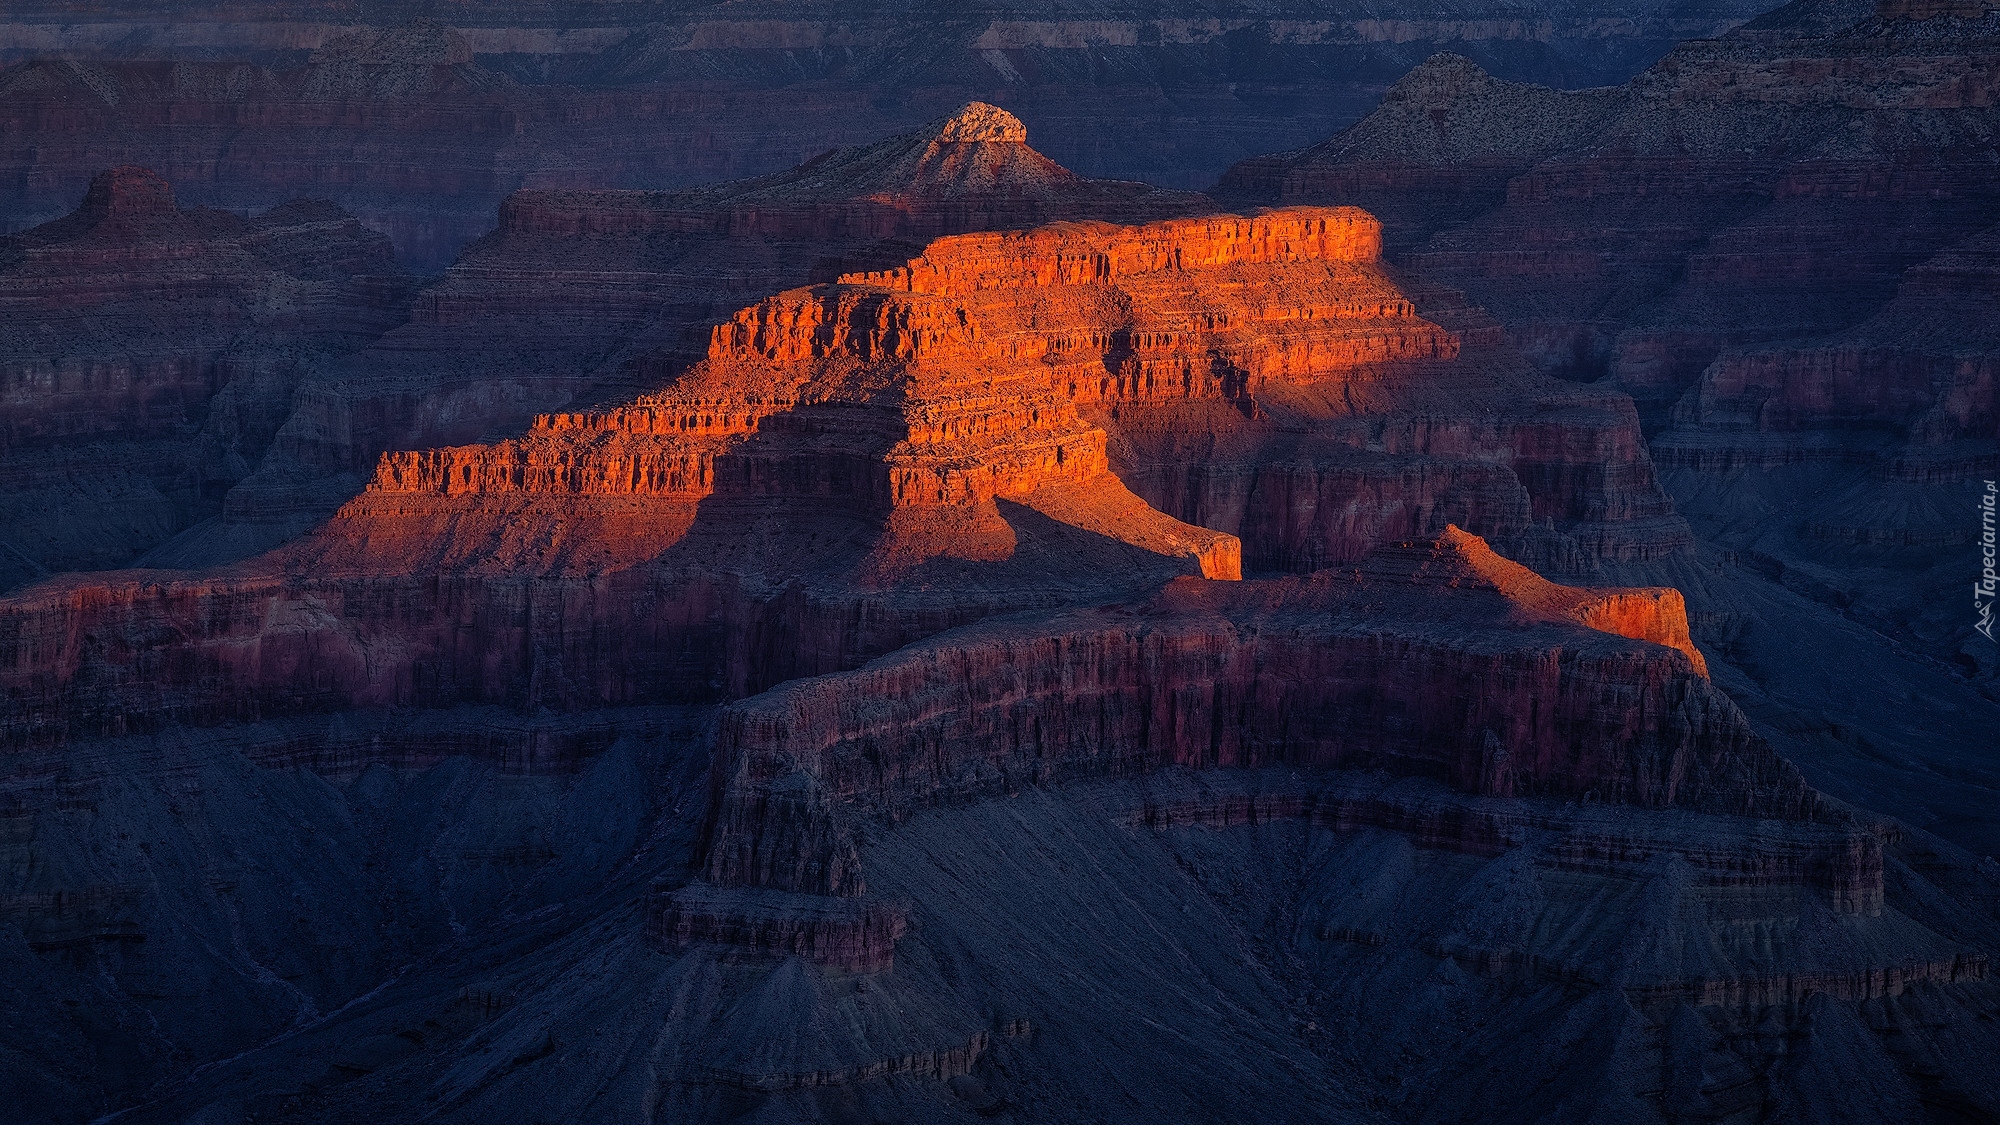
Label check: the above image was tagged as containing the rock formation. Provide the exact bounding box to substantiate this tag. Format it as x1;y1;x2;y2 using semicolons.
1215;0;2000;713
0;202;1703;755
187;103;1211;567
638;530;1991;1122
1218;4;2000;411
1;13;1996;1123
695;527;1812;902
0;1;1776;270
0;166;412;582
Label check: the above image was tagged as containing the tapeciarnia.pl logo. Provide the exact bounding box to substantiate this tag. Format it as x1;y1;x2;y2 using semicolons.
1979;480;1997;641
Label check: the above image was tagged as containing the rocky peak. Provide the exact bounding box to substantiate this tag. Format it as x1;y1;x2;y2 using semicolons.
78;166;176;222
933;101;1029;143
1382;52;1495;109
706;100;1080;206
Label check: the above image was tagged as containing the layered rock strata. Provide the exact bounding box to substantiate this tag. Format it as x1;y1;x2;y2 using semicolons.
1219;7;2000;417
204;102;1212;563
0;1;1774;269
694;528;1818;908
0;204;1699;753
1215;0;2000;673
360;203;1686;575
0;166;412;579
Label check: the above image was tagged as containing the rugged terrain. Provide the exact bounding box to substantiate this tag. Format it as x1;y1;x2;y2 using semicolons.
0;165;411;586
4;181;1998;1124
0;2;1996;1123
0;0;1775;269
173;102;1211;568
1219;0;2000;855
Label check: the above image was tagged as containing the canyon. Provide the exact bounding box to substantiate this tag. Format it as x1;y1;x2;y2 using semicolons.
0;165;412;583
0;0;1776;270
0;0;1995;1123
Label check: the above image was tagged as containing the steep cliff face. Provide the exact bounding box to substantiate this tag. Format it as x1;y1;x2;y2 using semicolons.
0;166;412;580
696;528;1811;901
201;103;1213;566
1215;0;2000;680
0;203;1701;752
631;525;1998;1125
353;203;1684;575
5;112;1992;1125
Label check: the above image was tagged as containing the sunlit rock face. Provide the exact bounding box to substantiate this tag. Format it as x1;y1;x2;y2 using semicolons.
186;103;1216;569
0;198;1704;754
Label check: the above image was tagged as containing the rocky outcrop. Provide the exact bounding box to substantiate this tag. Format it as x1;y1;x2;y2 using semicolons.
0;203;1701;752
6;9;2000;1125
696;528;1819;901
1215;0;2000;675
203;103;1213;565
646;883;908;973
0;166;412;579
356;204;1683;574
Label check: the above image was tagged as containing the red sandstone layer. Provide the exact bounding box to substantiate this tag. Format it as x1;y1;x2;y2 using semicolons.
216;102;1213;558
354;204;1680;576
0;199;1703;750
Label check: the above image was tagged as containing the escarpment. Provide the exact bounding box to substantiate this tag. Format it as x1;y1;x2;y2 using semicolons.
673;529;1947;1031
695;527;1821;902
6;12;1998;1125
0;166;413;580
365;205;1687;574
233;106;1686;580
213;103;1215;562
1214;0;2000;675
1220;11;2000;421
0;202;1700;750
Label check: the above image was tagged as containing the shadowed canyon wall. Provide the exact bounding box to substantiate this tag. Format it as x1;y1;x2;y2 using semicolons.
0;0;1777;269
0;165;412;583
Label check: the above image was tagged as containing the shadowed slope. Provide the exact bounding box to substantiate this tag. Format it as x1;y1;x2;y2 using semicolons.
0;166;413;580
